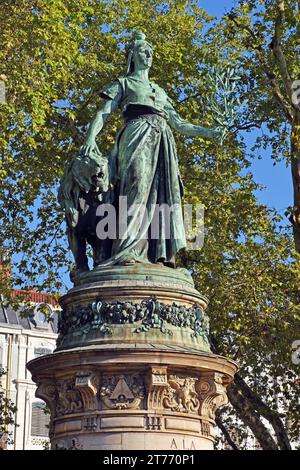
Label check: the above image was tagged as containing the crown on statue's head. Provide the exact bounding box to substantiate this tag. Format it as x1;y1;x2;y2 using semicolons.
125;31;153;74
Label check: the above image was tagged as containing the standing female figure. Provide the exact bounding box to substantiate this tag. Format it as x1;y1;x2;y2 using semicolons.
81;32;219;268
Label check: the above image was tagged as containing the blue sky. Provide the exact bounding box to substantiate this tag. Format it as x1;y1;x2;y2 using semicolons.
199;0;292;214
200;0;234;17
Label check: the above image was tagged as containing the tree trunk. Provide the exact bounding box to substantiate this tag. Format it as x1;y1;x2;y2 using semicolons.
226;383;279;450
215;411;240;450
234;374;292;450
210;337;292;449
290;117;300;253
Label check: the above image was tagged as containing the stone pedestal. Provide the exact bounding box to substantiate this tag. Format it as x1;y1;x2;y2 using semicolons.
27;265;237;450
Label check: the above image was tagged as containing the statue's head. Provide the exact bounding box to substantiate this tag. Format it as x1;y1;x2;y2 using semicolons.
126;31;153;75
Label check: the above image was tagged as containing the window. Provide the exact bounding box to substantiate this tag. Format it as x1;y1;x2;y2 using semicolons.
34;347;52;358
31;402;49;437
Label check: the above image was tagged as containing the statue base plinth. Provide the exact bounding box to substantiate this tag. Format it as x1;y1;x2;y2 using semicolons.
73;263;195;288
27;266;238;450
28;344;237;450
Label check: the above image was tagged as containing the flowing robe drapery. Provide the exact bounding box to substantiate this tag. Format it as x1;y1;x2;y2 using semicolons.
99;76;186;265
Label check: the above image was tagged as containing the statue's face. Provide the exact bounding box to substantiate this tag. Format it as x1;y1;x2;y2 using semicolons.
132;41;153;71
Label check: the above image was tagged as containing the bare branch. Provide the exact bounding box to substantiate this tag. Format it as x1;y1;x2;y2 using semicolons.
270;0;295;109
211;335;292;450
234;121;263;131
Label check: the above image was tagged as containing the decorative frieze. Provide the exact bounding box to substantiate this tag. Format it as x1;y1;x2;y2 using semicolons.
36;381;57;417
30;350;236;450
36;379;83;418
163;376;200;414
35;368;229;436
197;372;228;421
146;367;228;435
99;374;145;410
57;298;210;347
56;379;84;416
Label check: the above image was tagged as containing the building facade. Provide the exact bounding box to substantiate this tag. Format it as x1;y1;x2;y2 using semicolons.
0;291;58;450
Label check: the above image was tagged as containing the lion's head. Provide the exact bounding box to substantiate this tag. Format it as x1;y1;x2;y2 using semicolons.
59;151;109;228
72;151;109;194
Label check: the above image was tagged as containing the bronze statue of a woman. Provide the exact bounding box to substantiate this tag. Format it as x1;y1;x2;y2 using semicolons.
60;31;220;273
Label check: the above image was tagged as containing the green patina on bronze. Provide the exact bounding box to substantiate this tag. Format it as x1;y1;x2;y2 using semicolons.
72;262;195;287
58;31;225;276
56;298;210;350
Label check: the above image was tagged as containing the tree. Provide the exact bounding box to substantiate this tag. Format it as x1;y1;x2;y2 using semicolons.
187;0;300;447
179;136;300;449
0;368;17;449
218;0;300;252
0;0;299;449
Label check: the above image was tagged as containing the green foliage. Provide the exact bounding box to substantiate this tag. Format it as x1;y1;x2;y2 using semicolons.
0;0;299;448
216;0;299;157
0;368;17;449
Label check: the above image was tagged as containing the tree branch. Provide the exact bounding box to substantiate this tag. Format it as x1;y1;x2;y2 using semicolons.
215;411;240;450
270;0;295;109
287;118;300;248
210;335;292;450
227;382;279;450
234;373;292;450
234;121;263;131
227;12;294;121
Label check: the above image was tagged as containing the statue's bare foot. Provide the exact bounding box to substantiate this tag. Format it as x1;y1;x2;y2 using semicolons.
155;258;175;268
